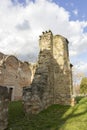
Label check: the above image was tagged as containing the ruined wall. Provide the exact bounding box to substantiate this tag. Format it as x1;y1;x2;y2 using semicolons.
23;31;53;114
0;86;9;130
0;54;31;100
23;31;73;114
53;35;72;104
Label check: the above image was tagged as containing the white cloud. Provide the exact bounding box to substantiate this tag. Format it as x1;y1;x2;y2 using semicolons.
16;20;30;30
74;61;87;76
73;9;78;16
0;0;87;65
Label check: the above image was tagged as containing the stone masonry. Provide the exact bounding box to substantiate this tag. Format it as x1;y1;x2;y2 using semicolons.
0;53;31;100
23;30;73;114
0;86;9;130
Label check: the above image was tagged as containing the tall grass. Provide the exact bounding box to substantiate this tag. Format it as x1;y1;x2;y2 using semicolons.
7;97;87;130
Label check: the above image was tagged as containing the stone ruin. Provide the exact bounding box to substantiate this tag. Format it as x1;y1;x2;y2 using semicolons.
23;30;73;114
0;30;73;129
0;86;9;130
0;53;31;101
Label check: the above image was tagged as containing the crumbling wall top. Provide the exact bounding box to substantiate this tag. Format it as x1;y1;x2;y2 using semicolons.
39;30;53;40
39;30;53;51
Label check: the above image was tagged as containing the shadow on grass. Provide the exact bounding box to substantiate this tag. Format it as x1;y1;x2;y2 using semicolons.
7;97;87;130
75;96;84;104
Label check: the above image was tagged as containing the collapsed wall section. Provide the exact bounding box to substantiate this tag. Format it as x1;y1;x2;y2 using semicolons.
23;31;54;114
0;86;9;130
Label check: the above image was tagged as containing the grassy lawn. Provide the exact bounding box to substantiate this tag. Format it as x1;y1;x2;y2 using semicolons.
7;97;87;130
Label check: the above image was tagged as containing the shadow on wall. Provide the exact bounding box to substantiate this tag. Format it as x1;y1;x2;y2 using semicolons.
23;48;72;114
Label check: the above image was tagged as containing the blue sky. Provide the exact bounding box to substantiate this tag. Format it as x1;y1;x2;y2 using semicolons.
53;0;87;21
0;0;87;76
53;0;87;74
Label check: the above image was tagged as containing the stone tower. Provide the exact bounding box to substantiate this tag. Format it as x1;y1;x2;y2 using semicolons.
53;35;72;104
23;31;73;114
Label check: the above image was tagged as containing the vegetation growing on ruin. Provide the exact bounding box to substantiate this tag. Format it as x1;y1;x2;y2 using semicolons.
7;97;87;130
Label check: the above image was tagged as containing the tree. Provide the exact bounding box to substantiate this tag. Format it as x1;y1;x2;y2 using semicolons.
80;77;87;94
72;67;85;95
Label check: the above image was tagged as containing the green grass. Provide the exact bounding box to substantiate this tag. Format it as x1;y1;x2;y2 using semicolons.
7;97;87;130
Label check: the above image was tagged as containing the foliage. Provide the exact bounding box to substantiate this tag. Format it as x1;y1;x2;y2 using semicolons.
72;67;85;95
80;77;87;94
7;98;87;130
